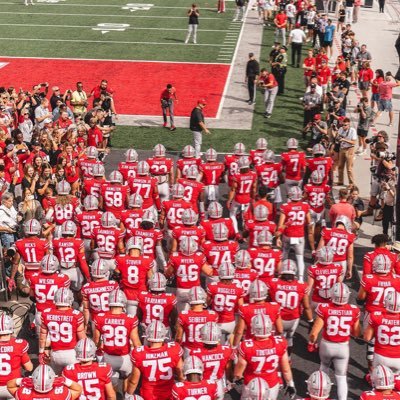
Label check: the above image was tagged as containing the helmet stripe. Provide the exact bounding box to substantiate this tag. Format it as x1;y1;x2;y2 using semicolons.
318;371;323;397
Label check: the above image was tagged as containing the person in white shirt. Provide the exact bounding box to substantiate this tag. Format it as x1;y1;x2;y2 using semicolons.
285;0;297;31
34;98;53;130
18;109;34;143
288;23;306;68
337;117;357;186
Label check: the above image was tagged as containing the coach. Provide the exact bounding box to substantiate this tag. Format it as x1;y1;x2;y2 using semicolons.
190;99;210;157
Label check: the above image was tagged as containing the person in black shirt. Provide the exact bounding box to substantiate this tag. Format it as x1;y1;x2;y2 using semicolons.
190;99;210;157
245;52;260;105
185;4;199;44
335;72;350;110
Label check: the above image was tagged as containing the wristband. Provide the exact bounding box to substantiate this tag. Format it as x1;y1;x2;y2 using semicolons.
64;378;73;388
307;319;314;324
16;378;22;386
288;380;295;387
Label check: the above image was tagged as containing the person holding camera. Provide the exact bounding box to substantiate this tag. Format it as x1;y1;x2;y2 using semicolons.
303;83;322;126
35;97;53;130
336;117;357;187
380;173;396;234
185;4;200;44
354;96;373;155
70;82;88;118
160;83;178;131
257;68;279;118
303;114;328;149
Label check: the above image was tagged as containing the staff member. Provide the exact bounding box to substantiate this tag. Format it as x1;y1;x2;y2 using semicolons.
185;4;199;44
337;117;357;187
288;23;306;68
190;99;211;157
160;83;178;131
257;68;279;118
245;52;260;105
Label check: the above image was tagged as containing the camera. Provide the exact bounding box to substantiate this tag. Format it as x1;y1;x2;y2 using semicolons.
365;136;378;145
378;151;396;161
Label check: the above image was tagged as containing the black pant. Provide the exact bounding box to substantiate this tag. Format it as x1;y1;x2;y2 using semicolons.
291;43;302;67
273;68;286;94
247;76;256;101
378;0;385;11
382;204;394;235
303;108;318;126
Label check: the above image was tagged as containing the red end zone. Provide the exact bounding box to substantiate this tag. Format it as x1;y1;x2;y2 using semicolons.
0;57;230;118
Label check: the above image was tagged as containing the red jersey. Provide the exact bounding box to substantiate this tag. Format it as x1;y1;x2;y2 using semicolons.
162;199;193;230
118;161;138;182
281;151;306;181
147;157;173;180
176;157;202;179
126;227;162;259
238;302;281;339
172;380;218;400
207;282;244;323
115;254;154;300
81;280;119;315
308;263;343;303
15;237;49;273
238;336;287;386
280;201;310;238
137;291;177;327
317;66;332;85
76;210;102;240
234;268;259;297
363;248;399;275
256;163;282;189
168;252;206;289
304;183;331;214
245;199;274;222
248;247;282;283
360;391;400;400
94;311;138;356
177;178;205;213
200;161;225;185
303;56;316;77
83;177;106;199
131;342;183;400
361;274;400;313
244;219;276;247
190;344;234;380
250;149;266;168
48;196;81;225
100;183;129;218
268;278;308;320
79;158;104;179
128;175;160;210
316;303;360;343
232;171;257;204
120;209;144;231
30;272;70;312
306;156;333;184
53;237;85;269
201;218;236;241
14;386;72;400
62;362;112;400
178;309;219;350
224;154;240;186
369;311;400;358
172;225;206;249
0;337;30;386
41;308;84;351
201;240;239;275
91;226;125;259
87;126;102;147
322;227;356;263
316;53;329;69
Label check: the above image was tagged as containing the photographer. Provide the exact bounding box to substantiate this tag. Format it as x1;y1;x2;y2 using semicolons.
337;117;357;187
326;93;345;127
303;114;328;150
380;172;396;234
303;83;322;126
185;4;200;44
354;96;373;156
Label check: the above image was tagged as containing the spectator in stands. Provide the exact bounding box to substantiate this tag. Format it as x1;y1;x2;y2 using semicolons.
70;82;89;117
0;192;19;248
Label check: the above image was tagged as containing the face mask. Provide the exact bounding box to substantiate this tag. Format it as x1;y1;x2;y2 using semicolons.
26;195;34;201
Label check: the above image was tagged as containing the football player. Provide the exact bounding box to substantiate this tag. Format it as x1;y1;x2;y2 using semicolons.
120;194;144;232
241;377;271;400
79;146;103;179
233;249;259;300
249;138;268;168
302;370;333;400
82;163;106;199
199;148;225;204
243;204;276;247
281;138;306;191
118;148;138;182
176;145;202;181
100;171;129;219
302;143;333;186
359;365;400;400
224;142;246;187
201;201;237;241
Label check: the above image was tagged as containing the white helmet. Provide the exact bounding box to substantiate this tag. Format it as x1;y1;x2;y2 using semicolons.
183;355;204;376
148;272;167;292
208;201;223;219
188;286;207;305
200;322;221;345
306;371;333;400
0;313;14;334
254;205;268;221
125;148;138;163
212;222;228;241
235;250;251;269
280;259;297;275
288;186;302;201
75;338;96;362
384;290;400;313
126;236;143;252
24;219;41;236
86;146;98;159
312;143;326;156
92;163;105;177
41;254;60;274
32;365;56;393
146;320;168;342
205;148;217;161
251;314;273;338
154;144;166;157
171;184;185;199
257;229;273;246
129;193;143;208
234;142;246;155
90;259;109;279
287;138;298;149
54;287;74;307
182;208;198;225
186;165;199;179
183;145;195;158
56;180;71;195
108;289;127;308
101;211;118;228
84;195;99;211
263;150;275;163
238;156;250;170
316;246;334;265
335;215;352;232
372;254;392;274
142;209;156;224
249;280;268;302
330;282;351;305
219;262;235;279
310;170;324;185
180;236;198;256
371;365;395;390
109;170;123;184
242;378;270;400
137;161;150;176
256;138;268;150
61;220;77;236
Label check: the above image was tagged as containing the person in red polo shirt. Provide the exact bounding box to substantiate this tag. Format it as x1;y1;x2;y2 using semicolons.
317;59;332;97
90;79;114;106
303;49;316;86
257;68;279;118
160;84;178;131
274;10;287;46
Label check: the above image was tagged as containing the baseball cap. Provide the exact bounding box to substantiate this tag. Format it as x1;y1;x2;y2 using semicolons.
197;98;207;105
43;118;53;124
314;114;321;120
295;22;301;28
31;140;40;146
310;83;317;88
